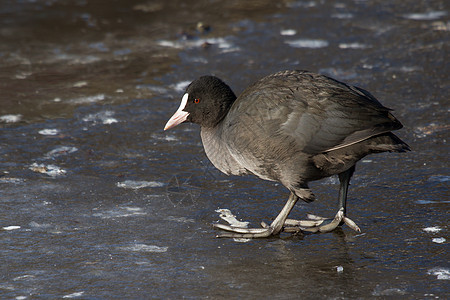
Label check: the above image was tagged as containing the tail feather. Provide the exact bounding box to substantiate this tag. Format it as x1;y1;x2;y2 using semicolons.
368;132;411;153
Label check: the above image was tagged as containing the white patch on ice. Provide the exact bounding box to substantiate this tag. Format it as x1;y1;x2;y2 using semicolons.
13;274;35;281
285;39;329;48
16;296;27;300
68;94;105;104
427;267;450;280
216;209;249;228
416;200;450;204
82;110;118;124
39;129;60;136
157;37;239;52
0;114;22;123
423;226;442;233
73;81;88;88
287;1;316;8
29;221;52;229
164;135;177;141
428;175;450;182
45;146;78;159
124;207;142;212
165;216;195;223
280;29;297;36
116;180;164;189
432;237;446;244
120;243;168;253
372;285;407;296
3;226;21;231
29;163;66;177
432;21;450;31
403;11;447;20
62;291;85;298
172;81;191;93
157;40;178;48
332;13;354;19
115;88;124;93
92;206;146;218
102;118;118;124
339;43;370;49
0;177;24;184
336;266;344;273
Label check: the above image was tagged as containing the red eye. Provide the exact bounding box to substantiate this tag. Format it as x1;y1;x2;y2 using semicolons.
194;98;200;104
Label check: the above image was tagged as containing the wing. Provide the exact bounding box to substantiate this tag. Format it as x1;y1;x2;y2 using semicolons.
225;70;403;158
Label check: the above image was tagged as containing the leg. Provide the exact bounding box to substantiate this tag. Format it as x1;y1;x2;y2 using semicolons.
214;192;299;238
338;165;355;215
338;165;360;232
283;166;360;233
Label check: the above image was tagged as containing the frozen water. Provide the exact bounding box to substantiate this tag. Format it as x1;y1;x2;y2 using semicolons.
29;163;66;177
285;39;329;48
38;129;60;135
280;29;297;36
0;114;22;123
44;146;78;159
119;244;168;253
116;180;164;189
403;11;447;20
423;226;442;233
428;268;450;280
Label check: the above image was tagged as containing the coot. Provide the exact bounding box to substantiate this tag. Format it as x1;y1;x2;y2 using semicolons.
164;70;410;238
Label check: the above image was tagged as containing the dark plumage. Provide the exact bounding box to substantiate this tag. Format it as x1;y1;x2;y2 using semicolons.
165;70;410;238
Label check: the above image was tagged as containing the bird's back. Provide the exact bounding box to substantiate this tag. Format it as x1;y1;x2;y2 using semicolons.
219;70;408;183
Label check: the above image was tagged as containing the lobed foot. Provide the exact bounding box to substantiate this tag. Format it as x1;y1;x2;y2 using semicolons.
213;208;360;238
282;208;361;233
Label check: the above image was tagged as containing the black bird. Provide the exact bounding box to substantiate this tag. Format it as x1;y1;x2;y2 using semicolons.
164;70;410;238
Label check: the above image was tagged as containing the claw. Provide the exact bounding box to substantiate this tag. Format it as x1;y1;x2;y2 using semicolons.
343;216;361;232
260;221;270;228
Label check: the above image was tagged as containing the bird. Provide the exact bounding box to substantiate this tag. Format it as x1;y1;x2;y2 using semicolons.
164;70;410;238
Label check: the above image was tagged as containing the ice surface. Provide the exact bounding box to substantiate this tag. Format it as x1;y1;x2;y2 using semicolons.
116;180;164;189
68;94;105;104
285;39;329;48
39;129;60;135
82;110;118;124
3;226;21;230
45;146;78;159
216;208;249;228
172;81;191;93
0;114;22;123
92;206;146;218
280;29;297;36
29;163;66;177
158;37;239;52
403;11;447;20
423;226;442;233
339;43;370;49
427;268;450;280
119;243;168;253
432;237;446;244
62;291;85;298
